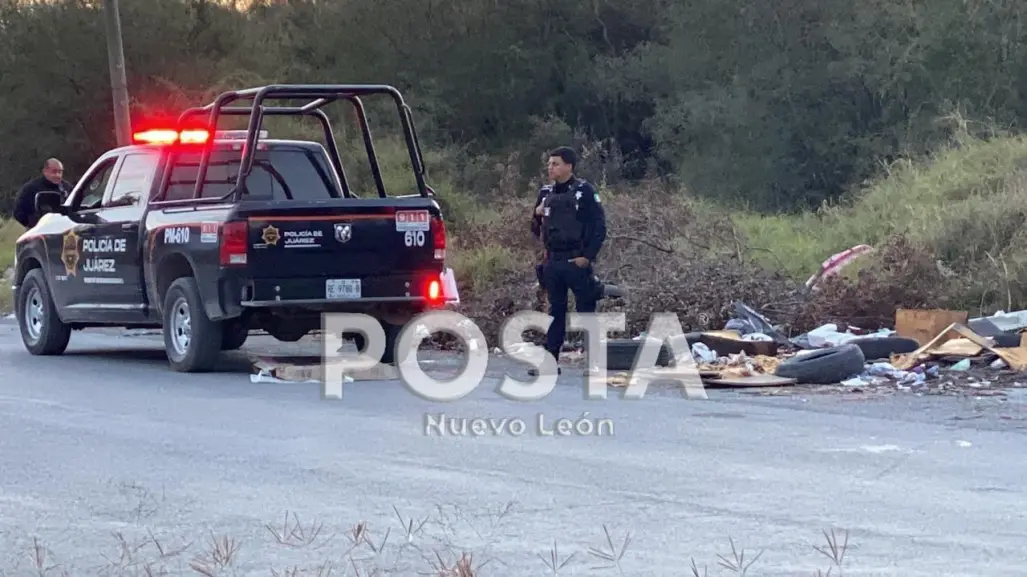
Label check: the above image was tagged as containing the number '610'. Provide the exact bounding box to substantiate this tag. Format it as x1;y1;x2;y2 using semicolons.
404;230;426;247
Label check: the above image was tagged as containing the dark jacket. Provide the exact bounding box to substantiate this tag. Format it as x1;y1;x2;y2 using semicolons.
13;176;70;228
530;176;606;262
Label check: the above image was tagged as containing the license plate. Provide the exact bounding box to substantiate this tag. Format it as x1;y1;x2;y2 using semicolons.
326;279;361;300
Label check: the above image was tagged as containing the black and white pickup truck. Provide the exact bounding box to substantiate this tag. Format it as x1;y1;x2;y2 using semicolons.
12;84;459;372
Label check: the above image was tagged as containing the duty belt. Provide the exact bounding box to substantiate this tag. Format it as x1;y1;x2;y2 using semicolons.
546;249;583;261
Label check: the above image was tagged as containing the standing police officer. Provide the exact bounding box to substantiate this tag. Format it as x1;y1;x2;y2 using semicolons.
529;146;606;375
13;158;71;229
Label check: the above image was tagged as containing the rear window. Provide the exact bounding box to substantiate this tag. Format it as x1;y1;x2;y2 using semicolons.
164;147;340;201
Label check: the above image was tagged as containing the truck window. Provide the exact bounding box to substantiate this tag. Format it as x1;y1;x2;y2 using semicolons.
76;158;119;211
164;147;340;202
107;152;160;208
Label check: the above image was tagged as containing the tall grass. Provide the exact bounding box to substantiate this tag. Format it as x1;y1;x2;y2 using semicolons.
731;134;1027;281
0;218;22;313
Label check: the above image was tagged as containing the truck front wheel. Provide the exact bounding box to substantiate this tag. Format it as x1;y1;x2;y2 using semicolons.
16;268;71;356
162;277;223;372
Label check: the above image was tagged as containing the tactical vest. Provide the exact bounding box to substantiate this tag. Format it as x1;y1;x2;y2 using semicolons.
544;186;584;253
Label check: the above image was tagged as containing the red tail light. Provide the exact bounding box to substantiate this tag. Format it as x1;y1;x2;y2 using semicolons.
431;216;446;260
219;221;248;266
427;279;441;301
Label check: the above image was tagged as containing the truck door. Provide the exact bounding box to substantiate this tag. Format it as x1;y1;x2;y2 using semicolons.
47;155;120;317
84;150;161;322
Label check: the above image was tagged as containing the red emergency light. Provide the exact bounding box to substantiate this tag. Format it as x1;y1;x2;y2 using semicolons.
131;128;210;145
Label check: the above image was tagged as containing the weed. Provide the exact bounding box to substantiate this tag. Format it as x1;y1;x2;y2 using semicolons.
6;508;853;576
0;218;22;314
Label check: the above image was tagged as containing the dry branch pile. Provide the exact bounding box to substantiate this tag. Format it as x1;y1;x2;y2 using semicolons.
440;181;970;350
791;234;968;333
449;186;806;346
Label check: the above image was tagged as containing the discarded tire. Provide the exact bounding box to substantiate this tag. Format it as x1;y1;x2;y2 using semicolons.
992;332;1021;348
605;339;672;371
847;336;919;361
774;344;866;385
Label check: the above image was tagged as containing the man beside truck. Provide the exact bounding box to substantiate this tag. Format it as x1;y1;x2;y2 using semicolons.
12;158;71;229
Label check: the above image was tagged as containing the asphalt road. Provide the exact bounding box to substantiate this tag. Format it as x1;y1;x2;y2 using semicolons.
0;319;1025;576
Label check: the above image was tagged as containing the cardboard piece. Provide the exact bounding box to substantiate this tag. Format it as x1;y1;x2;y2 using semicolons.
928;338;983;357
890;323;1027;371
606;367;719;388
703;330;742;340
895;309;969;346
698;332;779;357
251;355;400;382
703;374;798;388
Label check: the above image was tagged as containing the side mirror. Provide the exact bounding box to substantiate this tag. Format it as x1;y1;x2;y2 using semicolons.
35;191;66;215
106;193;140;208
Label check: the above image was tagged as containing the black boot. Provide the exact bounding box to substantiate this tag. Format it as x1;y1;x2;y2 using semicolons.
529;345;562;376
600;283;625;299
528;366;561;376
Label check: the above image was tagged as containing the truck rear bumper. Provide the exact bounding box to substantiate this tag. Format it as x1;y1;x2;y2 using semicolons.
234;267;459;309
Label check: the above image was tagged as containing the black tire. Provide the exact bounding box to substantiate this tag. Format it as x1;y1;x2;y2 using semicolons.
221;322;249;351
16;268;71;356
349;320;403;365
774;343;866;384
380;321;402;365
991;332;1021;348
162;277;223;372
605;338;672;371
848;336;919;360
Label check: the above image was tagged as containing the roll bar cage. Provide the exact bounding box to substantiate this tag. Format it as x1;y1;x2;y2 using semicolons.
159;84;430;203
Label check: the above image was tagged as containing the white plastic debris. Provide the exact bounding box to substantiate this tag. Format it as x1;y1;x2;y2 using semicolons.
950;359;972;371
414;323;431;339
806;323;859;347
249;368;348;384
803;324;895;348
973;309;1027;332
691;342;717;363
456;318;481;351
856;361;926;386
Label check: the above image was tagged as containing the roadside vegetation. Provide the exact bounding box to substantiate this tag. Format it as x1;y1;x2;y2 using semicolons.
440;126;1027;343
3;0;1027;336
9;506;851;576
0;219;21;314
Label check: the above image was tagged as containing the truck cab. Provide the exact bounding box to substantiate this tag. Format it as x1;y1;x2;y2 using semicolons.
12;84;459;372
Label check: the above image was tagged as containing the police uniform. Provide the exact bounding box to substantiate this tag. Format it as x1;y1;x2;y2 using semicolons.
531;184;606;295
530;176;607;365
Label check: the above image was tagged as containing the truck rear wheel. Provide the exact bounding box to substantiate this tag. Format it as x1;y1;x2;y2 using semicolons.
380;321;402;365
162;277;223;372
16;268;71;356
221;319;249;351
349;320;403;365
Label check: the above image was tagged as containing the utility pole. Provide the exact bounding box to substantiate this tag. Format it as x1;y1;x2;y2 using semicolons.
102;0;132;146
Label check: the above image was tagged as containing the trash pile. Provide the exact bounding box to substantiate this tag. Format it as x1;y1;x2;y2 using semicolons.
655;302;1027;395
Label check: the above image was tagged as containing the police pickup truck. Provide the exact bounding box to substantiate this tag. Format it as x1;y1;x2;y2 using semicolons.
12;84;459;372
